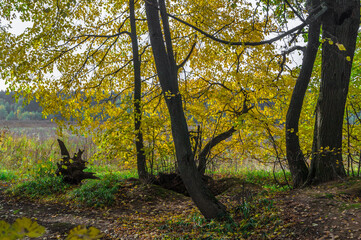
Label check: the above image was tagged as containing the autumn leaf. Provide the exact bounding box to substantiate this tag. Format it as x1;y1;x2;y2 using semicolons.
12;217;46;238
66;225;103;240
0;220;16;240
336;43;346;51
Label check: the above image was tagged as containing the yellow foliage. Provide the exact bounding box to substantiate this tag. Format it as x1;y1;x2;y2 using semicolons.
0;218;103;240
0;0;308;170
0;220;14;240
0;217;45;240
336;43;346;51
66;225;103;240
12;217;45;238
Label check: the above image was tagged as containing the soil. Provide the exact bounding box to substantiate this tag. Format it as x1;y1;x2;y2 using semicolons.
275;179;361;239
1;178;361;239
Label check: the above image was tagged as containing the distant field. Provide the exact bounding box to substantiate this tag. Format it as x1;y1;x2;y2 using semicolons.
0;120;57;128
0;120;58;140
0;120;98;168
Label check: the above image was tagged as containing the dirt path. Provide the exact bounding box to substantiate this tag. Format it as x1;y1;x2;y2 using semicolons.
2;179;361;239
0;192;120;239
0;183;193;239
276;181;361;239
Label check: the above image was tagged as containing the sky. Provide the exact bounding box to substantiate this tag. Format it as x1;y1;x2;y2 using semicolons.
0;80;6;91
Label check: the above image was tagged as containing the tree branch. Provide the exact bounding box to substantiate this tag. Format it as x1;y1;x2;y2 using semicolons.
197;126;236;175
167;3;327;46
72;31;131;39
197;95;253;175
177;41;197;69
283;0;305;22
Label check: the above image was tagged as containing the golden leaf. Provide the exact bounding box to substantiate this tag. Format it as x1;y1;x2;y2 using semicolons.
336;43;346;51
12;217;45;238
0;220;16;240
66;225;103;240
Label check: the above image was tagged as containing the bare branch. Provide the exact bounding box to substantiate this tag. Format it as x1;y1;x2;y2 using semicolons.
72;31;130;39
274;45;306;81
283;0;305;22
177;41;197;69
167;3;327;46
88;59;132;89
199;77;233;92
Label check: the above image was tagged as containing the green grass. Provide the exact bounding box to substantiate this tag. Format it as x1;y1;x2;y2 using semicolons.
6;169;136;208
69;173;123;207
242;169;290;185
339;202;361;210
209;168;292;191
86;166;138;179
0;170;17;181
8;176;71;198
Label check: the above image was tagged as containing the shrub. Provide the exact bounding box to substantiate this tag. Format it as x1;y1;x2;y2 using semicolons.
69;174;122;207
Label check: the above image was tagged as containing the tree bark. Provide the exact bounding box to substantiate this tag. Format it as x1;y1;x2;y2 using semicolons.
145;0;229;220
307;0;360;184
130;0;148;180
285;11;321;188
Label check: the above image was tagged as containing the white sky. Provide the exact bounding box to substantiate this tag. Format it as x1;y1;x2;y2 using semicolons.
0;80;6;91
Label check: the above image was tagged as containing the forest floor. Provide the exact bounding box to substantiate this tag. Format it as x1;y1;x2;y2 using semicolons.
1;177;361;239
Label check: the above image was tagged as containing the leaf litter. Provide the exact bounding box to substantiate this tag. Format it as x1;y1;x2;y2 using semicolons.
1;178;361;239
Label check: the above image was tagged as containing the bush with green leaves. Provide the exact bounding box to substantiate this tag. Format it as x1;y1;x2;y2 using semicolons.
69;174;122;207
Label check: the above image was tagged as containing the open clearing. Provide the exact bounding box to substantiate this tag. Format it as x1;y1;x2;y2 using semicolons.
1;177;361;239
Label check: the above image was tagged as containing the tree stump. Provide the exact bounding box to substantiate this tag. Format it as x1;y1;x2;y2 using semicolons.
56;139;99;184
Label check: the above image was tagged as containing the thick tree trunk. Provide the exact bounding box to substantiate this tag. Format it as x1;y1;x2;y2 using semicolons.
198;127;236;175
130;0;148;180
145;0;228;220
307;0;359;184
285;15;321;188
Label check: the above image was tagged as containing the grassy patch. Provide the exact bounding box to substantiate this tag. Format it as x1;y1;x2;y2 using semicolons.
243;169;291;186
90;168;138;180
8;176;71;198
69;173;123;207
0;170;17;181
29;162;58;179
339;203;361;210
211;169;291;193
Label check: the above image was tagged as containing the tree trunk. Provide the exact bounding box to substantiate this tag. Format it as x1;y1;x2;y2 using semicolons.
307;0;359;184
285;12;321;188
130;0;148;180
145;0;229;220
